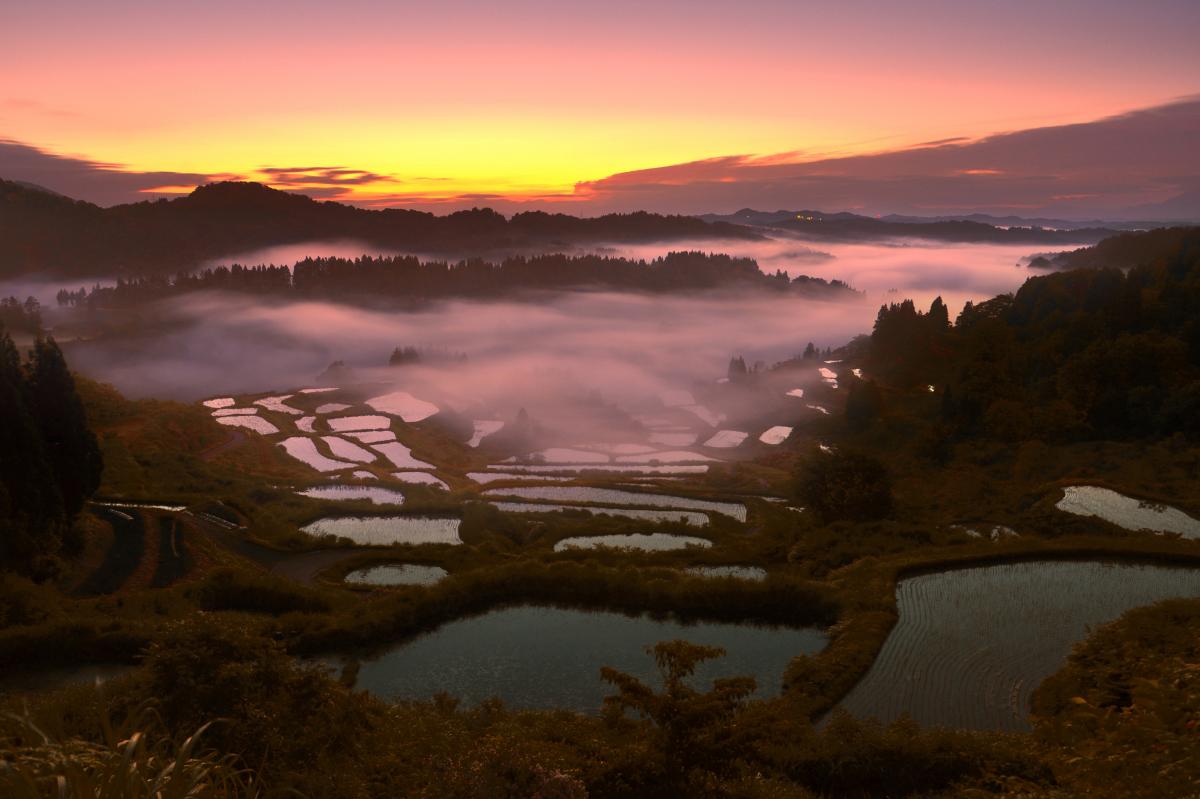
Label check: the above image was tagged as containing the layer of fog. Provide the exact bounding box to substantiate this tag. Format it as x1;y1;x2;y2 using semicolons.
56;234;1097;445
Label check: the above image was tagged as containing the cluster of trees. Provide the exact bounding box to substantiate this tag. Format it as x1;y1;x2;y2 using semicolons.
0;296;42;334
867;228;1200;441
56;252;859;308
0;179;758;278
388;345;468;366
793;448;894;523
0;330;102;576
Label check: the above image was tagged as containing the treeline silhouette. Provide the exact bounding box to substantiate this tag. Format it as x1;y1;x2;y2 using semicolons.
867;227;1200;441
57;251;859;308
0;179;758;278
0;297;42;334
0;331;102;577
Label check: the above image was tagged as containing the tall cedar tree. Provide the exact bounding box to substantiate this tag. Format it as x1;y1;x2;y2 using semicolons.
0;329;65;570
27;337;103;519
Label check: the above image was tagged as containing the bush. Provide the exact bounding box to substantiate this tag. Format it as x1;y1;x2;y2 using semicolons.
793;450;893;523
191;568;330;615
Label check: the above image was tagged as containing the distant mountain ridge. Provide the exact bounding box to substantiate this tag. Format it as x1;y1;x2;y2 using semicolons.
0;180;760;278
699;207;1128;244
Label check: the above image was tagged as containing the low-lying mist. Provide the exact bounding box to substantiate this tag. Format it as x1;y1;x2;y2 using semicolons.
56;234;1094;432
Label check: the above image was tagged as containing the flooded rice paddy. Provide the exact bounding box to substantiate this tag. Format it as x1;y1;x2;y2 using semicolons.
300;516;461;545
298;484;407;505
685;565;768;580
490;502;709;526
553;533;712;552
839;560;1200;731
484;486;747;522
344;563;448;586
344;606;827;711
1056;486;1200;538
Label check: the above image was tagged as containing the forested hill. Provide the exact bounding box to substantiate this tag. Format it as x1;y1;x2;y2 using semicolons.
866;227;1200;442
57;251;860;308
1029;226;1200;271
0;180;759;278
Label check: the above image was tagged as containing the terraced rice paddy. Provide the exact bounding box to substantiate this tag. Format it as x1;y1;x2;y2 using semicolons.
217;416;280;435
1055;485;1200;538
212;407;258;417
328;415;392;432
532;447;610;464
759;426;793;445
648;431;697;447
685;565;767;580
366;390;440;422
298;485;407;505
467;472;572;484
614;450;715;464
391;472;449;489
278;437;356;472
554;533;712;552
346;430;396;443
468;420;504;447
484;486;747;521
321;436;378;463
296;416;317;432
682;405;722;426
344;564;448;586
371;441;435;469
300;516;462;545
703;430;748;448
315;403;351;414
346;606;827;711
255;395;304;415
497;463;709;475
490;502;709;526
202;397;235;408
838;560;1200;731
786;388;805;398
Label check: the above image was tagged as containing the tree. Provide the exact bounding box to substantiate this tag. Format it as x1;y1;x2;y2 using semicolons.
845;378;883;429
601;640;758;791
26;337;102;519
726;355;747;382
794;449;893;523
0;328;65;574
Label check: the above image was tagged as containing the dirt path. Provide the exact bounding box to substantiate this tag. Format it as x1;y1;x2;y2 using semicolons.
182;512;358;585
198;429;246;461
74;508;146;596
269;548;360;584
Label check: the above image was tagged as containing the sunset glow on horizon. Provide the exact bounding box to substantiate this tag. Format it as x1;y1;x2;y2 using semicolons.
3;0;1198;212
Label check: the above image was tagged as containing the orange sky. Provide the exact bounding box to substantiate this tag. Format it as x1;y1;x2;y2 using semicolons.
2;0;1198;208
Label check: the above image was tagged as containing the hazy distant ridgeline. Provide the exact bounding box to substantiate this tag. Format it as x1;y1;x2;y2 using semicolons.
55;251;859;308
701;208;1120;244
0;179;760;278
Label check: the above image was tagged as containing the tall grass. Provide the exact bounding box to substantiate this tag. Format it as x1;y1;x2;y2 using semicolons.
0;707;261;798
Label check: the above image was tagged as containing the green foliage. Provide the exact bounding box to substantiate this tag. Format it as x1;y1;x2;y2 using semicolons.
793;449;893;524
1032;597;1200;797
0;330;101;577
872;228;1200;443
601;640;759;792
844;376;883;429
190;568;331;615
139;618;377;793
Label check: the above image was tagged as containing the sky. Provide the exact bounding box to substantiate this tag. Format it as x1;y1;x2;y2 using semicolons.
2;0;1198;216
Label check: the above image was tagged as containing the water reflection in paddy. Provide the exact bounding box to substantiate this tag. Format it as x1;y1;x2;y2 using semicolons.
346;606;827;711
